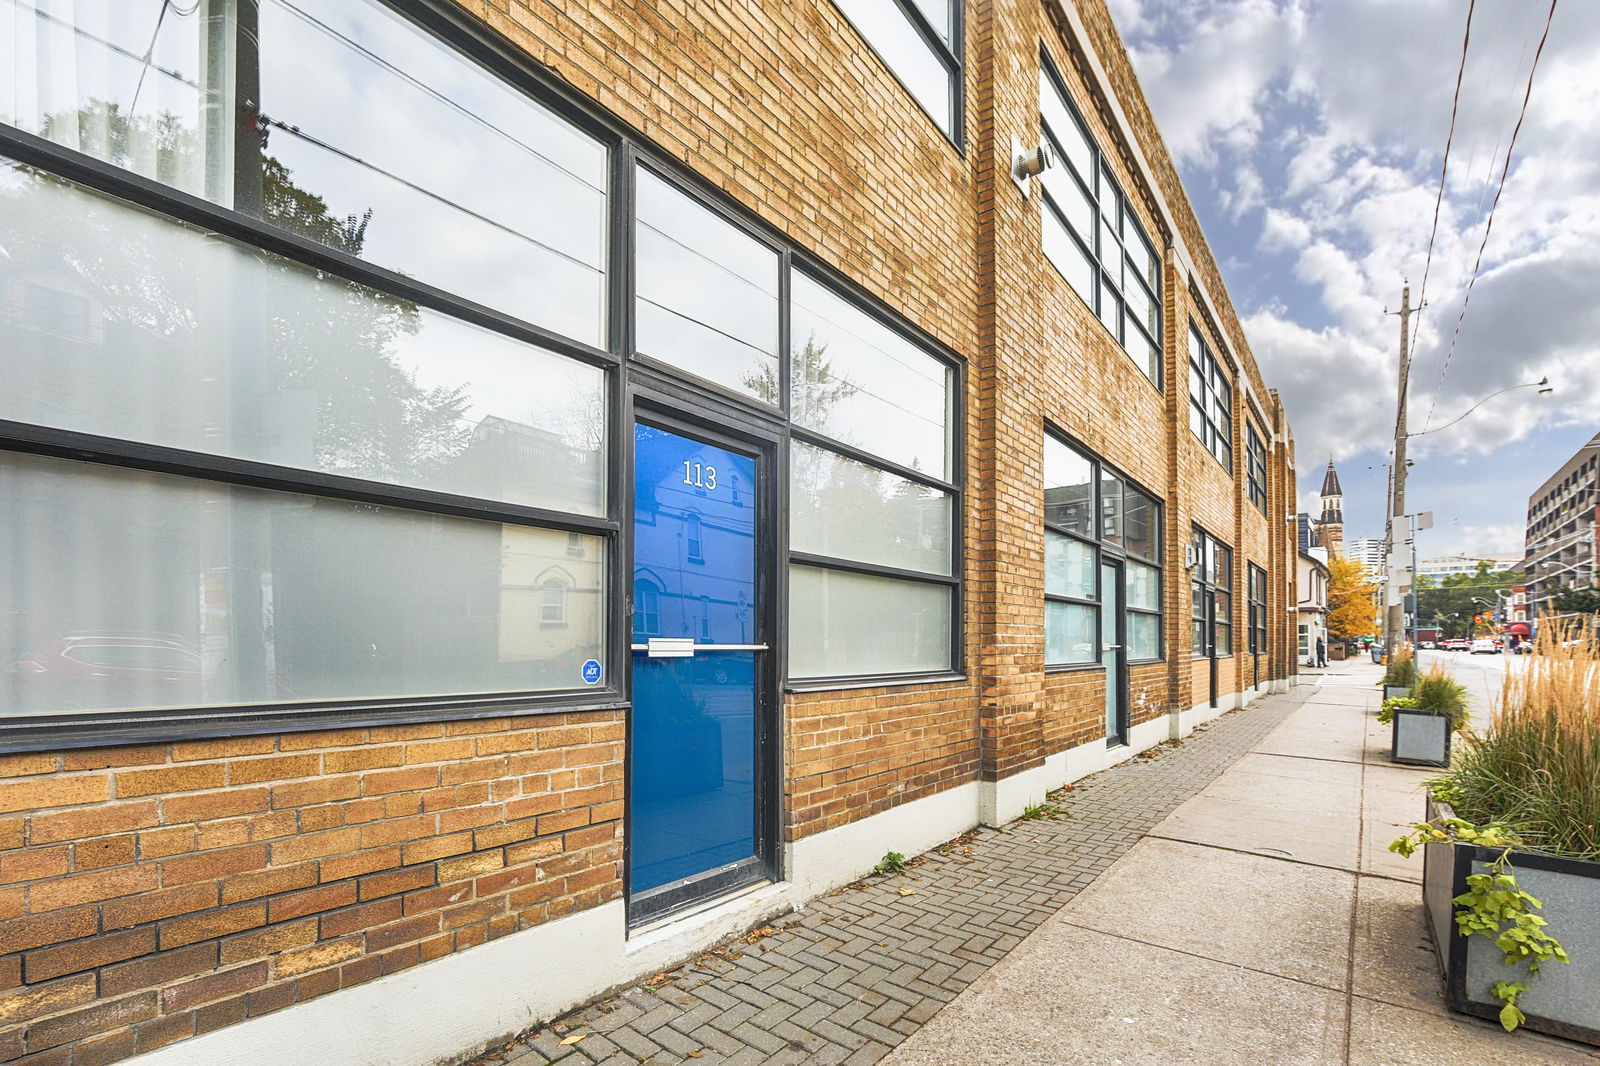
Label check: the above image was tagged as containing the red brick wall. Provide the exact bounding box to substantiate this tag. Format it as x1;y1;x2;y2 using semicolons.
0;716;621;1062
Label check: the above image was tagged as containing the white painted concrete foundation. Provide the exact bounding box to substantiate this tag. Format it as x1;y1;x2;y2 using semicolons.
121;681;1288;1066
123;783;981;1066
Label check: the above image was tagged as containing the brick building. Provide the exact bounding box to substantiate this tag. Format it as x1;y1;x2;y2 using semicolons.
0;1;1298;1064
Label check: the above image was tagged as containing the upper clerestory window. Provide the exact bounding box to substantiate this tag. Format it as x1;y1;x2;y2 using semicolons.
1038;55;1162;387
832;0;963;143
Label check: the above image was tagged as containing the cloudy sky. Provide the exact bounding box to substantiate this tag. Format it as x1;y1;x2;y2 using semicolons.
1106;0;1600;561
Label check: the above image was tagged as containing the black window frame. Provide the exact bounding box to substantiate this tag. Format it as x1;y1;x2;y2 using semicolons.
1191;526;1233;659
785;264;964;689
1245;421;1268;513
1044;431;1164;669
1187;324;1233;470
0;0;969;750
1248;563;1268;655
831;0;966;149
1038;52;1163;390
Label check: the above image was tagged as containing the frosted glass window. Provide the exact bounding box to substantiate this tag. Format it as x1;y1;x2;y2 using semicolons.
1046;602;1097;665
789;566;950;678
833;0;953;135
1;452;605;717
0;161;606;516
1126;612;1160;660
1126;562;1160;611
790;273;951;478
791;442;952;575
1;0;610;346
1045;533;1095;600
635;167;780;399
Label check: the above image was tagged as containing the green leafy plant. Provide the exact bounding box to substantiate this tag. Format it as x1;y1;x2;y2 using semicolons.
1377;695;1419;725
873;851;906;876
1391;818;1570;1031
1020;801;1067;821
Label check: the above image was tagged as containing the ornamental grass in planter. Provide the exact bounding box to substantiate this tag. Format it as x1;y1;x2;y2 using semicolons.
1381;643;1416;702
1377;665;1468;766
1391;619;1600;1041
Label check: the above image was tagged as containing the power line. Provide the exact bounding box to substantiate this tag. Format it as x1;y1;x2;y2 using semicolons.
1422;0;1559;432
1406;0;1476;372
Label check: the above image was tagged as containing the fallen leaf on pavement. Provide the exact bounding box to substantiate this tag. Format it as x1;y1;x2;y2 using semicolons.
558;1034;585;1046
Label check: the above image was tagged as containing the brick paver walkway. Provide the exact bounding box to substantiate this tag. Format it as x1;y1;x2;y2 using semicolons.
468;688;1309;1066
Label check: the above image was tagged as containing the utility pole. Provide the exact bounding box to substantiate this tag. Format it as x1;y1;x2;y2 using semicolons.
1385;285;1412;654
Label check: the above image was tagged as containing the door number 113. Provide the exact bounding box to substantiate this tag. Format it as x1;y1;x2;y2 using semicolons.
683;461;718;490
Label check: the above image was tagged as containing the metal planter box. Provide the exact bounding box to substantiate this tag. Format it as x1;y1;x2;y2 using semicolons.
1391;708;1451;767
1383;683;1411;702
1422;803;1600;1045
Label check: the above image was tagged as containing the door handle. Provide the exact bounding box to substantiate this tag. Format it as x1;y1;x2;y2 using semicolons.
1102;643;1122;651
630;640;769;657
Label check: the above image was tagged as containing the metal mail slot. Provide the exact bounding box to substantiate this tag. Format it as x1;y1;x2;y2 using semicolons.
629;640;771;657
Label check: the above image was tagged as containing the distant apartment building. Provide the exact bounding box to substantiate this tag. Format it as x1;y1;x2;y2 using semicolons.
1347;537;1385;582
1417;554;1523;581
1523;433;1600;616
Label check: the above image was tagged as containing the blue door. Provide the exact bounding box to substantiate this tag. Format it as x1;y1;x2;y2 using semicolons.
630;423;764;909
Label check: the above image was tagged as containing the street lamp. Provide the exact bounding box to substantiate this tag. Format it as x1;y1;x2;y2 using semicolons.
1407;378;1553;440
1383;377;1553;654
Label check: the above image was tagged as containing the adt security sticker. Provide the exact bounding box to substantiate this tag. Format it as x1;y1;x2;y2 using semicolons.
581;659;602;685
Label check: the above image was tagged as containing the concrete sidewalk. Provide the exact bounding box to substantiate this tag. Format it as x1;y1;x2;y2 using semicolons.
881;662;1594;1065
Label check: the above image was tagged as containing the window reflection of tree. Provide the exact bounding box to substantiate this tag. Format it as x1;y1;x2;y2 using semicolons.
1;101;600;706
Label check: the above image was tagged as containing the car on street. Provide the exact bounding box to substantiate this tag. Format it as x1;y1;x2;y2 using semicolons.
1469;638;1500;654
1442;638;1471;651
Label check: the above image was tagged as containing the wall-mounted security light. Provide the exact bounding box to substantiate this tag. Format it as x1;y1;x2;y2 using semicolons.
1011;137;1056;198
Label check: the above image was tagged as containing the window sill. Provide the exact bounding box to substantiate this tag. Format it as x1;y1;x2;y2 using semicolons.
785;671;967;693
1045;662;1104;673
0;691;631;755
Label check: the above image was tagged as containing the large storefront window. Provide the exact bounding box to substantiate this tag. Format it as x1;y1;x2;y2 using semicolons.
1;0;967;741
2;0;610;347
1044;434;1163;666
787;272;958;681
1;0;619;735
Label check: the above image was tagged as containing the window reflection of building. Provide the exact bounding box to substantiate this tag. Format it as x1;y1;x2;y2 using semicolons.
633;432;756;647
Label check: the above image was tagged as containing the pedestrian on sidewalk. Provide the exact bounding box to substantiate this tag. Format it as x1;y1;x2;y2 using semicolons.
1315;636;1326;668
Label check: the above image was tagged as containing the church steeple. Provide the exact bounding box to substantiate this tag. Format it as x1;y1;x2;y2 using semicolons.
1318;458;1344;557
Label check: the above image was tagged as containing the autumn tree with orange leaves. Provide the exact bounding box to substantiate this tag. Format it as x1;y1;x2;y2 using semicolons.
1326;555;1379;641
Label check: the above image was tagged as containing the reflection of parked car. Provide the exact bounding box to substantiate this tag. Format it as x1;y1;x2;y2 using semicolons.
7;632;202;710
1469;638;1499;655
